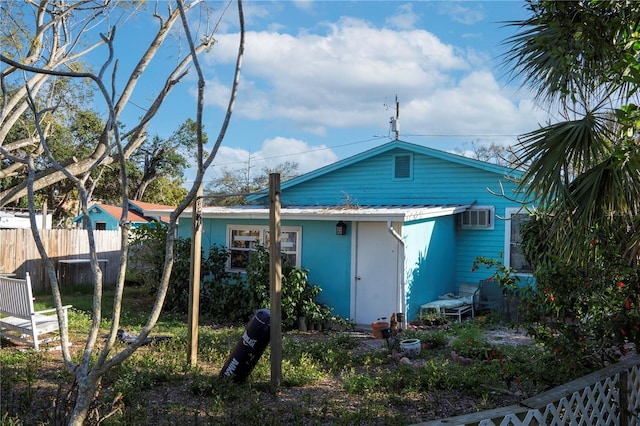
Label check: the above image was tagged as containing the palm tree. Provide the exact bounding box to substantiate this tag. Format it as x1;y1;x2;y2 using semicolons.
503;0;640;264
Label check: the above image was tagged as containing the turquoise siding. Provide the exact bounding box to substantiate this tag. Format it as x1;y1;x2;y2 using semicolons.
455;207;508;286
84;210;119;230
295;221;351;318
177;217;193;239
270;147;518;207
180;141;529;322
404;216;457;320
183;217;353;319
271;145;523;296
74;204;151;231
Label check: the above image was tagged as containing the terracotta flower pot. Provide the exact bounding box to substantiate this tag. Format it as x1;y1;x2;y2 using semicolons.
371;321;389;339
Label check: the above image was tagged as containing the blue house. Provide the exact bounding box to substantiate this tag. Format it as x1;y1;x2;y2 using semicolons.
164;140;531;325
73;201;174;230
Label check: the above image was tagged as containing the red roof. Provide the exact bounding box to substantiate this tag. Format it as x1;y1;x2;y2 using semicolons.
98;203;149;223
129;200;175;223
129;200;175;211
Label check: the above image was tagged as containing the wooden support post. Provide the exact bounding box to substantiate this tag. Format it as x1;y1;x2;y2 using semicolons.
269;173;282;390
187;184;203;367
620;370;629;426
41;198;47;287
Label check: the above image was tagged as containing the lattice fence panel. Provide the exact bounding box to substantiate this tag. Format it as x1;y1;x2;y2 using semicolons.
540;374;620;426
627;365;640;426
477;410;545;426
434;360;640;426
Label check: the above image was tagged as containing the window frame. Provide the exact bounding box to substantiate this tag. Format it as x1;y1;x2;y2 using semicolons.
504;207;533;275
226;224;302;272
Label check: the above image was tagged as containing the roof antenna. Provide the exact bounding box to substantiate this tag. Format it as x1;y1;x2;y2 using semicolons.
389;95;400;140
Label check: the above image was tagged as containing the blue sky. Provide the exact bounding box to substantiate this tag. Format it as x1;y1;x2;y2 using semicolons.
110;1;550;188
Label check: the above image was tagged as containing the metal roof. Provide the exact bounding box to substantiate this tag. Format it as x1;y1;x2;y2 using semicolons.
144;204;472;222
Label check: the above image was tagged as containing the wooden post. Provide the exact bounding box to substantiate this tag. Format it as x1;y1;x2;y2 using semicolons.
41;198;47;230
41;198;47;287
187;184;203;366
620;370;629;426
269;173;282;390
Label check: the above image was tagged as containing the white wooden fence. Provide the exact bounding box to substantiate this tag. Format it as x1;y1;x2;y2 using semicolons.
0;229;121;291
416;354;640;426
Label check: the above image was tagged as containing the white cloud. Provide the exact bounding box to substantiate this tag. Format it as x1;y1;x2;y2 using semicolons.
293;0;314;12
437;2;485;25
403;71;548;140
204;17;467;131
385;3;420;30
199;9;549;152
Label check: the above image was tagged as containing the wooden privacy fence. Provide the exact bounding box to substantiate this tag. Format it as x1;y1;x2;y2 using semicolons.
416;354;640;426
0;229;121;291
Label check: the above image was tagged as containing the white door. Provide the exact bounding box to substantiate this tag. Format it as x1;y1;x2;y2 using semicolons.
353;222;400;326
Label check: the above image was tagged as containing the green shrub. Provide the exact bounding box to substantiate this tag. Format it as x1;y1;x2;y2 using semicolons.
245;245;330;330
129;232;331;329
520;214;640;368
200;245;249;323
281;353;324;387
401;329;449;349
127;221;169;288
342;369;381;395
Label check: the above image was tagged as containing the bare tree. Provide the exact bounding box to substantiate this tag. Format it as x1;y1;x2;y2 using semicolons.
0;0;245;424
454;140;520;168
204;160;299;206
0;1;214;205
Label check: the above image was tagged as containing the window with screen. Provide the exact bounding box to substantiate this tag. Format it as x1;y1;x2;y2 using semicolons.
227;225;301;271
504;208;532;274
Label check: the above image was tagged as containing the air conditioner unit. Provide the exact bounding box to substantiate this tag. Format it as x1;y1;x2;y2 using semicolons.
460;207;494;229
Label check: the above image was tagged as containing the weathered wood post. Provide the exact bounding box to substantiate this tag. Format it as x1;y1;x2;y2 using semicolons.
187;184;203;366
620;370;629;426
269;173;282;390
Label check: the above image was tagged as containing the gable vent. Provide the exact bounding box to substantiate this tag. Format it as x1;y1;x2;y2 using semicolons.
394;154;412;179
460;207;495;229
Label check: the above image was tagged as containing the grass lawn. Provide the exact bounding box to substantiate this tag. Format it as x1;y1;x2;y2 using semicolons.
0;285;596;425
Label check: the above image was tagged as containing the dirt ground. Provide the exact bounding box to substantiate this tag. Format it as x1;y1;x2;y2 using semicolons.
481;326;534;347
1;325;536;425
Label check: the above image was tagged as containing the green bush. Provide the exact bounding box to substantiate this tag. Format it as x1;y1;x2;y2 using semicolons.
199;245;248;323
520;214;640;368
131;231;330;329
244;245;331;330
127;221;169;287
127;223;195;313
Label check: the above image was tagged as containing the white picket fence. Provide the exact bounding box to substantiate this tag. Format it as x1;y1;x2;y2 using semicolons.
415;354;640;426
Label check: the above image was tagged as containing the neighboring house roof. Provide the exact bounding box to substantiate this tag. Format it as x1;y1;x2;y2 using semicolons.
0;209;51;229
247;140;521;203
144;204;472;222
128;200;174;223
73;203;149;225
98;204;149;223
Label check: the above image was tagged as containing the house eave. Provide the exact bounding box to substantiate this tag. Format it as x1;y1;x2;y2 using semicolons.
143;204;472;222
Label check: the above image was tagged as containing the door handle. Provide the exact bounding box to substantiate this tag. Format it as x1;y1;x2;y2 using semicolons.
355;276;361;280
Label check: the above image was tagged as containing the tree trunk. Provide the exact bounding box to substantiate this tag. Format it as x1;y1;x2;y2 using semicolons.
68;376;99;426
133;177;155;201
0;1;246;422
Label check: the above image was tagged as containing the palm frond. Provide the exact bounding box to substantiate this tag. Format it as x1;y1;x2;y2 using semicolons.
516;110;612;207
501;1;640;106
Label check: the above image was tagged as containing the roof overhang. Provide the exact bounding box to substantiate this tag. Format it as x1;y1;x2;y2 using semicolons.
143;204;472;222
